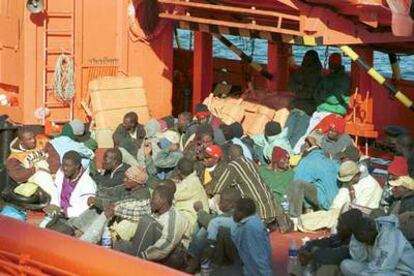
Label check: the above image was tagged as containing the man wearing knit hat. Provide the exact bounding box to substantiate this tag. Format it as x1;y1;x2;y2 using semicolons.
320;115;353;160
73;165;151;242
379;156;410;210
260;146;294;204
388;156;409;180
194;103;222;129
252;121;292;165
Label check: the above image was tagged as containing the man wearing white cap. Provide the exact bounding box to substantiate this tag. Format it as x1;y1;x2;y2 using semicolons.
298;161;382;232
144;130;183;180
389;175;414;246
336;161;382;212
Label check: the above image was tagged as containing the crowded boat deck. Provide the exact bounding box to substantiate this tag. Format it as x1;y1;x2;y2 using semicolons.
1;0;414;275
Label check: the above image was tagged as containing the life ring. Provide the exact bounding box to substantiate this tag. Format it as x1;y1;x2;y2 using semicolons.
128;0;173;43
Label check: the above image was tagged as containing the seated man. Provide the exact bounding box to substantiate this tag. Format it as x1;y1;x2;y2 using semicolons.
194;103;222;129
93;148;130;189
49;120;95;170
186;188;242;272
173;157;209;229
45;151;96;218
380;156;409;210
294;209;362;276
320;115;354;160
229;122;256;161
299;161;382;232
340;215;414;276
259;146;294;204
213;145;288;231
133;119;163;167
388;176;414;246
220;123;252;161
395;134;414;177
252;121;292;165
145;130;183;180
200;145;227;190
113;112;146;157
114;185;192;269
177;111;199;151
338;161;382;212
183;124;216;162
287;131;339;217
73;165;151;242
232;198;273;276
7;127;60;197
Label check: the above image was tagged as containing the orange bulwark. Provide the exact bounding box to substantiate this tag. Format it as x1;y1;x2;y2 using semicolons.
0;216;185;275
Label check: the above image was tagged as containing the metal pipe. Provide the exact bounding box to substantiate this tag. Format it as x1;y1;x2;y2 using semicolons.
212;33;273;80
340;45;414;111
388;53;401;81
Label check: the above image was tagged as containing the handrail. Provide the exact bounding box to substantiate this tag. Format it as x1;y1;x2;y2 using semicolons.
159;13;303;36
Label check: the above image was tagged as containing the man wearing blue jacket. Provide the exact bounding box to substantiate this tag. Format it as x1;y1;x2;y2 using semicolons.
287;130;340;217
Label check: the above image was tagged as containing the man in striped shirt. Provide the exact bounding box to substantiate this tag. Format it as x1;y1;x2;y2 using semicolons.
212;144;284;227
114;184;192;269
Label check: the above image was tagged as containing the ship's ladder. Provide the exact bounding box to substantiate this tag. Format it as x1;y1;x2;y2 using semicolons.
42;0;75;124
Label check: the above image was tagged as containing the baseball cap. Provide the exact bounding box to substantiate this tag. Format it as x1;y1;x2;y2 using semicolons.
337;161;360;182
389;176;414;190
205;144;223;158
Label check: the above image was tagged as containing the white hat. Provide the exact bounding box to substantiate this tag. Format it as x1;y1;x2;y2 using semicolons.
158;130;180;144
337;161;360;182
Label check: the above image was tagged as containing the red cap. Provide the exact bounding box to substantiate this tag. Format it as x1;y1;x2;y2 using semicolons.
205;144;223;158
388;156;409;177
195;111;211;119
329;53;342;67
271;146;289;163
316;114;346;134
329;115;346;134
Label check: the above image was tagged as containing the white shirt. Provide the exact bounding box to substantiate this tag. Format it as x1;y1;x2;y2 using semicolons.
330;174;383;213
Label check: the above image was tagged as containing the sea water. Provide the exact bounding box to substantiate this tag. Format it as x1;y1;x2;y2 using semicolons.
175;30;414;80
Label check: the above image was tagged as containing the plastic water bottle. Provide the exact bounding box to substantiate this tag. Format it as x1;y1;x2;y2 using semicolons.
200;259;213;276
281;195;290;214
39;215;53;228
101;226;112;249
287;240;298;274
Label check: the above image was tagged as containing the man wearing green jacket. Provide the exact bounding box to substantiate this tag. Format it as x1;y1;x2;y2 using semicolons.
314;53;351;116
